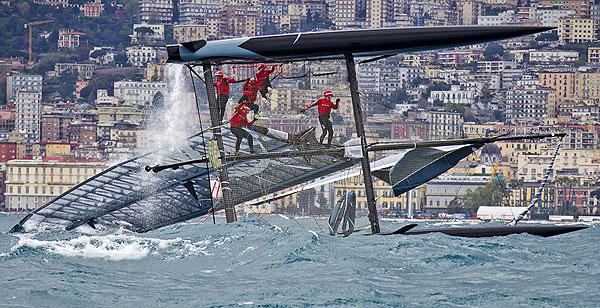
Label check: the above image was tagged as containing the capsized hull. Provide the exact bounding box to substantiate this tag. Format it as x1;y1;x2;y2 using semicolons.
403;225;588;238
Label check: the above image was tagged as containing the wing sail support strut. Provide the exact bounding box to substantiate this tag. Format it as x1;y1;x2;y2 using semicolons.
345;53;380;234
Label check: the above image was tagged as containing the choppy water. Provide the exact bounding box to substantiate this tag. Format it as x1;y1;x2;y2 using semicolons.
0;214;598;307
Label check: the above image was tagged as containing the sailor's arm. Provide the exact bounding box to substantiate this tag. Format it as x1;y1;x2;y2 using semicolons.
332;98;340;109
304;100;319;111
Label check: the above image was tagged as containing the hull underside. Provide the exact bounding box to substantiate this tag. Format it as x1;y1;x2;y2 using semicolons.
403;225;588;237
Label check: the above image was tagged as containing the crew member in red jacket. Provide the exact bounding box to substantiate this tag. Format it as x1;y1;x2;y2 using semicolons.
213;71;236;121
237;78;260;114
255;63;279;100
230;104;257;154
303;90;340;147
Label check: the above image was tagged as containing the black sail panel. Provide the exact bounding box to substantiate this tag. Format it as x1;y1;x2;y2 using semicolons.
390;144;483;196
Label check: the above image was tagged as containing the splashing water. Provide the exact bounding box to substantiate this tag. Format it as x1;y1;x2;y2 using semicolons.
144;63;200;154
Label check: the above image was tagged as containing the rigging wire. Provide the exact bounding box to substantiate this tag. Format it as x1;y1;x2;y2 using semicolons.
188;65;216;224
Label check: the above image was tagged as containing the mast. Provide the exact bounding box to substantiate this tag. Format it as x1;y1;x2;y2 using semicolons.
201;61;237;223
345;53;380;234
510;138;562;226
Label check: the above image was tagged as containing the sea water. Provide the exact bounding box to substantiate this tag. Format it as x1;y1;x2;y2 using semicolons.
0;214;598;307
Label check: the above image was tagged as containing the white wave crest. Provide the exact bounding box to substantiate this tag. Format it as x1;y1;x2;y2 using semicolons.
12;234;211;261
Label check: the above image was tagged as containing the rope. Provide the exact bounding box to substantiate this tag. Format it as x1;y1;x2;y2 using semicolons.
188;65;216;224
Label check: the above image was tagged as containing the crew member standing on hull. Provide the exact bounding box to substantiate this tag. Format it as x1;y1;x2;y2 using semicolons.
256;63;279;100
303;90;340;147
230;104;258;154
213;71;236;122
237;78;260;114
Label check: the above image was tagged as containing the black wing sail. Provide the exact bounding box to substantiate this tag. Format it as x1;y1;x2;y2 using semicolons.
167;26;553;64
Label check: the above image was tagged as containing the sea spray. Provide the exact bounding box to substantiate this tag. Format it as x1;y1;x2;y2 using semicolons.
144;63;199;154
132;63;207;225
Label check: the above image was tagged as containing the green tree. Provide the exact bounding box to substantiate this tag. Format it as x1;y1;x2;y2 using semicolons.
56;72;77;98
90;49;108;58
262;21;278;35
114;53;129;66
478;84;494;104
83;72;126;102
577;52;587;66
462;179;508;214
121;0;139;21
555;176;578;215
389;88;409;105
16;1;30;15
484;42;505;60
0;83;6;105
151;91;164;108
535;32;558;41
590;188;600;200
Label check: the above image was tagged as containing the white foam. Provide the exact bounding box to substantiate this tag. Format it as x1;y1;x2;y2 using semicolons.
12;234;211;261
241;246;256;255
277;214;290;220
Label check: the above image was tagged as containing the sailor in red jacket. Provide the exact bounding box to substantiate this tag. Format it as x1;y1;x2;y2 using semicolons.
303;90;340;147
237;78;260;114
213;71;236;121
230;104;257;154
255;63;279;100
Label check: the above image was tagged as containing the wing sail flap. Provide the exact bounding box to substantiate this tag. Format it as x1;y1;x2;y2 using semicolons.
390;144;483;196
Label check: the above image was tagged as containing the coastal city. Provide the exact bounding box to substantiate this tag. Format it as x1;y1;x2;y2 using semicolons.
1;0;600;221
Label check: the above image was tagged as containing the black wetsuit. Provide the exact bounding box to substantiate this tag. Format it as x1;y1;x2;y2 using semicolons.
217;94;228;121
258;78;272;99
319;113;334;146
231;126;253;153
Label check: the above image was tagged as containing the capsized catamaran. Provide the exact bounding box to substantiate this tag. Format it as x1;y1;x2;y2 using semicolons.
11;25;572;235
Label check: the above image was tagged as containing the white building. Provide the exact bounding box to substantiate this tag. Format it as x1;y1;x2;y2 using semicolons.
6;73;42;103
95;89;118;106
15;90;42;143
536;9;576;27
131;23;165;44
113;80;167;106
425;175;489;214
477;10;515;26
476;206;529;220
426;110;464;139
437;69;472;83
177;0;220;24
126;46;158;67
477;61;519;73
506;85;550;121
429;84;476;105
4;159;108;211
139;0;173;24
529;51;579;65
358;64;419;93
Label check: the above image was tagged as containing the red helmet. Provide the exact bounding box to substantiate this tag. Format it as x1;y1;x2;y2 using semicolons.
324;90;334;97
258;63;266;69
241;104;251;111
215;71;223;77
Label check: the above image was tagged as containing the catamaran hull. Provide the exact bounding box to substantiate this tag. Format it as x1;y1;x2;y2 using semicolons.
403;225;588;238
167;26;553;64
